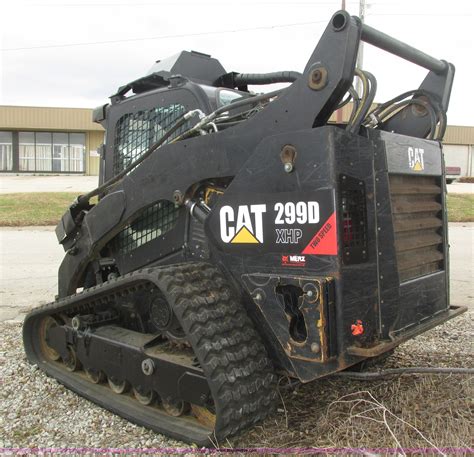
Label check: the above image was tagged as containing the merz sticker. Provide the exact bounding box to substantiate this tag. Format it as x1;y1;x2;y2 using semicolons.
282;255;306;267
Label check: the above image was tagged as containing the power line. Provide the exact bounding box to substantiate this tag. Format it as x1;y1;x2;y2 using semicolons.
368;12;467;16
356;0;366;95
2;8;463;53
19;1;360;6
1;20;327;52
17;0;446;5
14;0;453;7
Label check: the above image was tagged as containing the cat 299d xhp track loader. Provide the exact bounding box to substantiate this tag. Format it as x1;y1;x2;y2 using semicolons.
23;10;466;445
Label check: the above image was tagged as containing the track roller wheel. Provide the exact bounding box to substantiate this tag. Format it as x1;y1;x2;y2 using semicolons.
108;376;130;394
133;387;156;406
162;397;189;417
165;326;188;345
64;345;81;372
38;316;61;361
85;367;105;384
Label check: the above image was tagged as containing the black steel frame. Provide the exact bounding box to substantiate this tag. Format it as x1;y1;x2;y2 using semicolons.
53;11;463;381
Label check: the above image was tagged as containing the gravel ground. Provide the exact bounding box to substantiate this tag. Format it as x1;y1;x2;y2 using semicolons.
1;312;472;452
0;324;183;450
0;175;97;194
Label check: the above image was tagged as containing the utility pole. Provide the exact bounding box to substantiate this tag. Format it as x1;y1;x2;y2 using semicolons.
356;0;366;95
337;0;347;124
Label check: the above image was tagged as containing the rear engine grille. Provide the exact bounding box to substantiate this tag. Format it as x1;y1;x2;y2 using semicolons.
389;175;444;282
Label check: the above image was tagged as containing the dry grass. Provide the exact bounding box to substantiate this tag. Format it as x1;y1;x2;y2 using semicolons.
0;192;473;227
447;194;474;222
234;374;472;451
231;312;473;451
0;192;79;226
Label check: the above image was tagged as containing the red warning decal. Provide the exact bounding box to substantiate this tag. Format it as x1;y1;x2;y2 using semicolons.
302;211;338;255
351;320;364;336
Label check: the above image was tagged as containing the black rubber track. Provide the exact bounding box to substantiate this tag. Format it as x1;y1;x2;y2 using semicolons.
23;262;277;446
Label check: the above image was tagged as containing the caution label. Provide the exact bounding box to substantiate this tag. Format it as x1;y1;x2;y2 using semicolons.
302;212;338;255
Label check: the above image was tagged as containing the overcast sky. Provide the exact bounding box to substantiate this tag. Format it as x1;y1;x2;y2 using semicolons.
1;0;473;126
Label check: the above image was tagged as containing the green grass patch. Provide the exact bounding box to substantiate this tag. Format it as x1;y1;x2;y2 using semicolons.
0;192;472;227
447;193;474;222
0;192;80;226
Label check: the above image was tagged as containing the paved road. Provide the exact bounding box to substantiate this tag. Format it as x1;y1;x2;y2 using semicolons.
0;175;98;193
0;227;63;321
448;222;474;306
447;182;474;194
0;224;472;322
0;175;472;194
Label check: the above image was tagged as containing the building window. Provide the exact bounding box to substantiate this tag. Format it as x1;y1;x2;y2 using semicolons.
18;131;85;173
69;133;86;172
36;132;52;172
0;132;13;171
53;132;69;172
19;132;35;171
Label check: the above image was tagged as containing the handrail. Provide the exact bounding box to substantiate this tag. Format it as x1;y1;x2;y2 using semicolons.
360;22;448;74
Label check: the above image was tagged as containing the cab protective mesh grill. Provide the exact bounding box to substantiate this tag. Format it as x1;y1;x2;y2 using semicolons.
113;104;188;175
112;201;180;254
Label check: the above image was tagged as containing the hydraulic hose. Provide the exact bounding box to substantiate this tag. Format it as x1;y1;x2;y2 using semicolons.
279;366;473;391
210;88;283;118
335;367;474;380
234;71;301;85
77;110;200;205
76;89;283;207
364;88;447;140
175;88;283;141
378;99;438;140
348;70;377;134
336;86;357;110
347;69;378;134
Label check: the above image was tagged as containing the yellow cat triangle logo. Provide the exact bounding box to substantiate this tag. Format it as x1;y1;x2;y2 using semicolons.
413;160;423;171
231;226;260;244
